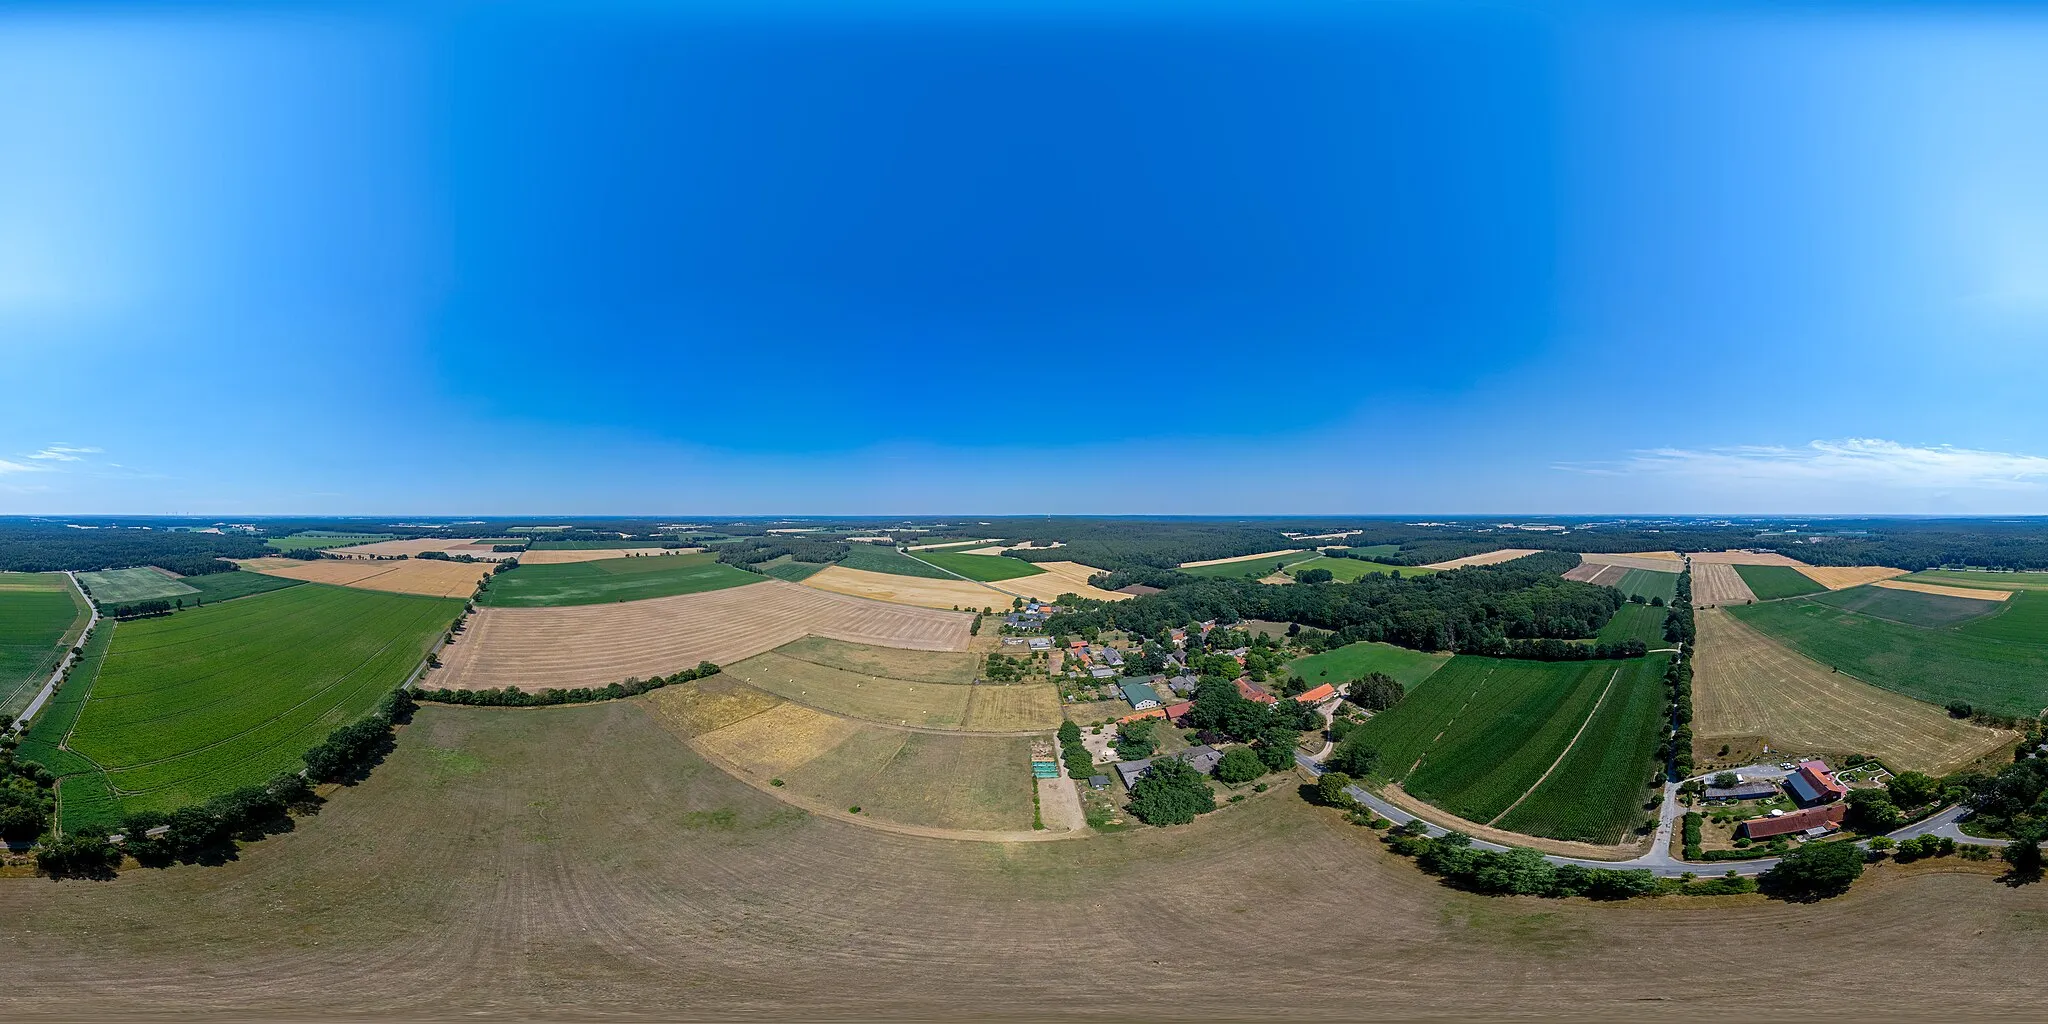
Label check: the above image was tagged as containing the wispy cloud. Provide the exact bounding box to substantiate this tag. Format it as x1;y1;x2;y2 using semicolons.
26;444;102;462
0;458;41;475
1558;438;2048;491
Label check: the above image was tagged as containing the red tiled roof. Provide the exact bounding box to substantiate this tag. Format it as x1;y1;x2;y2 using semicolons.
1118;707;1166;724
1236;678;1278;704
1794;760;1849;802
1295;683;1337;704
1164;700;1196;724
1738;803;1845;839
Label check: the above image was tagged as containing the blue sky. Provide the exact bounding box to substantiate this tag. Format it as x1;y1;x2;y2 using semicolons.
4;0;2047;515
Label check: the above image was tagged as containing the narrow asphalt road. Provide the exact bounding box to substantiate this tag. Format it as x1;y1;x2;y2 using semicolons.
11;571;100;732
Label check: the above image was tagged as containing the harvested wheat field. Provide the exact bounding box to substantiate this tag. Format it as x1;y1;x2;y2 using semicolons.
432;579;970;691
516;547;703;565
1422;548;1542;570
237;556;489;598
1874;578;2014;602
1562;561;1629;586
907;538;1002;551
317;537;485;558
1688;549;1809;566
1001;560;1129;602
1795;565;1909;590
1690;561;1757;607
800;564;1007;611
1178;549;1307;568
1691;608;2013;774
1578;552;1684;572
6;701;2048;1019
723;647;1059;732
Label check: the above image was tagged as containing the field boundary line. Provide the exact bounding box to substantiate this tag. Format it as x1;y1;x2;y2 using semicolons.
1486;665;1622;827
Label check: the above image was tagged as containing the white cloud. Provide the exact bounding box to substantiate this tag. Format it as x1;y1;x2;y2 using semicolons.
1560;438;2048;491
26;444;101;462
0;458;41;475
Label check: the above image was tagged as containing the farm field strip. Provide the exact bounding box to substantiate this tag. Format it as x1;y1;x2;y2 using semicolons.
264;532;392;552
1732;564;1827;601
1003;560;1130;601
1689;561;1756;607
1956;591;2048;644
433;579;972;691
64;584;460;815
1595;603;1669;647
837;545;956;579
239;557;491;599
1285;555;1432;583
799;565;1008;611
910;550;1045;582
1729;594;2048;718
1903;569;2048;592
517;547;702;564
724;650;1058;731
315;537;490;557
1179;551;1325;579
1420;549;1543;570
1494;656;1670;843
181;570;305;603
0;571;92;717
1614;568;1679;604
1809;585;2003;629
1687;550;1811;566
76;566;199;604
1575;552;1684;572
1690;608;2012;775
1875;579;2012;602
1286;641;1451;690
15;621;120;830
1797;565;1908;590
1177;549;1309;568
476;552;760;606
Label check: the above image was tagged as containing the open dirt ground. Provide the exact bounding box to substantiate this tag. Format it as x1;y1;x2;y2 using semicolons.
6;701;2046;1019
1875;578;2013;602
800;564;1009;611
516;547;703;564
237;556;490;598
1689;561;1757;607
1797;565;1909;590
432;579;970;690
1422;548;1542;569
999;560;1130;602
1691;607;2013;774
1178;549;1307;568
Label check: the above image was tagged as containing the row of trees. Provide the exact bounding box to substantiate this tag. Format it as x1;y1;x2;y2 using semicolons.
1663;568;1697;778
415;662;721;707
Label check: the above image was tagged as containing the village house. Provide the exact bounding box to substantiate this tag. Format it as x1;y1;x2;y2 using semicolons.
1235;678;1278;705
1737;803;1846;840
1293;683;1337;705
1786;760;1849;806
1122;681;1163;710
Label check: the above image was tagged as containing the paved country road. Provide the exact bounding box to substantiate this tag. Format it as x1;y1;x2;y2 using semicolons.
11;572;100;733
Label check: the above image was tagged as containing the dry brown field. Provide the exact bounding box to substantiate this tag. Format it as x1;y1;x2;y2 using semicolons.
1690;561;1757;607
237;556;490;598
1796;565;1909;590
723;647;1059;732
316;537;484;557
4;701;2046;1018
776;635;979;683
1001;560;1130;602
1579;551;1684;571
1691;607;2014;774
1179;548;1307;568
800;564;1008;611
515;546;702;564
1874;578;2013;602
431;579;970;690
1688;549;1809;566
1421;548;1542;569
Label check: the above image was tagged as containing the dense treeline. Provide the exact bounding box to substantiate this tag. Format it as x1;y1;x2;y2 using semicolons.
0;521;265;573
715;538;850;569
1000;523;1299;572
1663;567;1697;778
416;663;721;707
1047;552;1622;654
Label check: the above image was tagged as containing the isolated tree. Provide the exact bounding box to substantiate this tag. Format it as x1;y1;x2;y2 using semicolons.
1348;673;1405;712
1327;731;1380;777
2003;824;2045;882
1316;770;1354;807
1126;757;1216;826
1712;772;1739;789
1215;747;1264;785
1760;840;1865;901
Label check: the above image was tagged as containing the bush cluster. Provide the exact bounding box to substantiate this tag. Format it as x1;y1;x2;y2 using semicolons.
415;663;721;708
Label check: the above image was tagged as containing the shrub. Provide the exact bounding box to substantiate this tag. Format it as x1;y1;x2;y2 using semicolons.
1214;747;1264;785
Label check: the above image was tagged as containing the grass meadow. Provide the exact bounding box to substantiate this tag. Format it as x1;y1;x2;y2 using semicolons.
1595;603;1670;647
478;552;762;606
182;570;305;604
1614;568;1679;604
1732;564;1827;601
77;566;199;605
911;550;1045;582
1180;551;1325;579
64;584;461;817
0;571;90;717
1731;591;2048;717
1286;641;1451;689
1809;584;2001;629
1286;555;1433;582
837;545;956;579
16;622;120;830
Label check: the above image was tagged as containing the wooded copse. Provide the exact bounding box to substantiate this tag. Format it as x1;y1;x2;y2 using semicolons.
715;538;851;570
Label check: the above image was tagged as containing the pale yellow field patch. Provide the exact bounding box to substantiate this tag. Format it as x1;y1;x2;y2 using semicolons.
693;701;863;777
1577;552;1684;571
907;538;1002;551
1178;549;1307;569
1422;548;1542;570
800;565;1008;611
640;677;787;739
999;560;1129;602
238;556;490;598
319;537;485;558
1796;565;1909;590
517;547;702;565
1873;578;2013;602
1689;561;1756;607
1687;549;1810;567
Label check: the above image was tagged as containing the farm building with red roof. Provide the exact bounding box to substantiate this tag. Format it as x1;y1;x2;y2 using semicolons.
1737;803;1846;839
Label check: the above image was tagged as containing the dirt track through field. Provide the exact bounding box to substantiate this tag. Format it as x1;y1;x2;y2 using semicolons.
1690;561;1756;607
1875;579;2013;602
1422;548;1541;570
238;557;490;599
1691;607;2012;774
432;579;971;691
6;702;2048;1019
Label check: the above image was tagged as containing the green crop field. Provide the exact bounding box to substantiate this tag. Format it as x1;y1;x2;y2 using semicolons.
1730;593;2048;718
182;570;305;604
1595;603;1670;647
477;551;763;606
1180;551;1325;579
1809;585;2001;629
264;532;391;552
757;556;831;583
1355;657;1618;823
0;572;91;718
1903;569;2048;592
56;584;460;820
908;540;1001;554
1494;655;1670;843
1286;641;1451;689
1614;568;1679;604
76;567;199;605
1732;564;1826;601
16;621;120;830
911;550;1044;582
838;545;955;579
1285;556;1433;582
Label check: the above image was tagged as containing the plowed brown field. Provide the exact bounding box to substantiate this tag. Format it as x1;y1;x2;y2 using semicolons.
430;579;970;690
1692;607;2013;774
1690;561;1757;607
237;557;490;598
4;702;2045;1019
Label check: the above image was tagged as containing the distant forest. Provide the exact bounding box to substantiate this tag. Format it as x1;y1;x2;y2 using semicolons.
0;522;266;574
